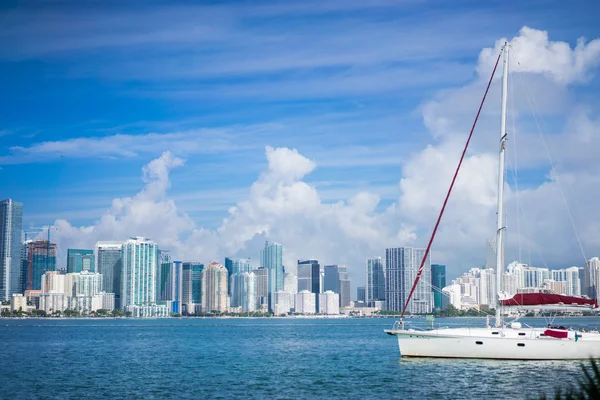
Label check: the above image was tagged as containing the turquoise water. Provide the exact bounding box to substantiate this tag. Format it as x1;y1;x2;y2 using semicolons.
0;317;598;399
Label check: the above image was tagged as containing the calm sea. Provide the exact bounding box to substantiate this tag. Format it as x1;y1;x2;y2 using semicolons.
1;317;598;399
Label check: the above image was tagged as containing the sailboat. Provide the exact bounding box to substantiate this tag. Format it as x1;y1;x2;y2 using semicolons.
384;43;600;360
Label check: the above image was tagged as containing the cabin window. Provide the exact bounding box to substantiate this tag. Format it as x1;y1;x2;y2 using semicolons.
492;332;499;335
517;343;525;347
540;334;545;337
518;333;526;336
475;341;483;345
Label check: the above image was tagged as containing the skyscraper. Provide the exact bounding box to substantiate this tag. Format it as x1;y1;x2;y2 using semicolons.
95;241;123;308
297;259;320;310
356;286;366;303
201;262;228;313
254;267;269;311
261;241;283;312
230;271;256;312
67;249;94;273
121;237;158;307
385;247;433;314
323;264;351;308
366;257;385;307
552;266;581;296
158;254;182;314
0;199;23;300
182;262;203;314
25;240;56;292
431;264;446;310
584;258;600;299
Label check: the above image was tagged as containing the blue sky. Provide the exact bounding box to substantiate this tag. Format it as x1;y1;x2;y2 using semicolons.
1;0;600;282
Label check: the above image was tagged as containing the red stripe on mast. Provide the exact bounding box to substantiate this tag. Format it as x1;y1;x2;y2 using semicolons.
400;52;502;318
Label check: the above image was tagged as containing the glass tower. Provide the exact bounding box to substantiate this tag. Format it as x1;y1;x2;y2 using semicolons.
0;199;23;300
431;264;446;310
96;241;123;308
260;241;283;313
67;249;95;273
385;247;432;314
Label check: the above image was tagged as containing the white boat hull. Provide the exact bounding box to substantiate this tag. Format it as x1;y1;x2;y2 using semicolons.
385;327;600;360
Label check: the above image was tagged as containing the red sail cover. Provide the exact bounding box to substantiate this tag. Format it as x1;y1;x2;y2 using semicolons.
500;293;598;308
544;329;568;339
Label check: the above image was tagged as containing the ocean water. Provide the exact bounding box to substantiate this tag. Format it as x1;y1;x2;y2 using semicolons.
1;317;598;399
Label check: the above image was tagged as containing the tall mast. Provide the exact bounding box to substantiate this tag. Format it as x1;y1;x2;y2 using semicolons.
495;43;509;328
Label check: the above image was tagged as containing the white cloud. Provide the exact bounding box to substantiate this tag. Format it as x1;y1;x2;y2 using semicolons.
478;26;600;84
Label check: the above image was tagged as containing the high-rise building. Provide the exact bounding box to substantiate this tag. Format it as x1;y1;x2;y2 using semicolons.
230;271;256;313
431;264;446;309
66;249;94;273
274;291;291;315
182;262;203;314
0;199;23;300
25;240;56;292
584;258;600;299
385;247;433;314
283;272;297;310
201;262;228;313
319;290;340;314
261;242;283;313
95;241;123;308
552;266;581;296
297;259;321;310
323;264;351;308
356;286;366;303
158;256;182;314
121;237;158;308
254;267;269;311
296;290;316;314
506;262;550;289
366;257;385;307
224;257;252;296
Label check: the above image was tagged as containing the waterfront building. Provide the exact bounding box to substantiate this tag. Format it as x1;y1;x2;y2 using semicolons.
297;259;321;310
254;267;269;311
295;290;316;314
121;237;158;308
431;264;446;309
72;271;103;297
543;279;567;294
11;293;27;312
95;241;122;307
67;249;94;273
319;290;340;315
41;271;66;294
158;254;182;313
230;271;256;311
323;264;351;308
507;262;550;289
356;286;365;303
182;262;203;314
125;304;169;317
0;199;23;300
385;247;433;314
274;291;291;315
283;272;297;310
552;266;581;296
261;242;283;313
366;257;385;307
24;240;56;291
584;258;600;299
39;291;68;313
441;284;461;310
201;262;228;313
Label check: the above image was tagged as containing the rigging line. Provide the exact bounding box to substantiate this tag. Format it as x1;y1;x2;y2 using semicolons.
515;67;588;264
509;57;523;263
399;51;503;319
